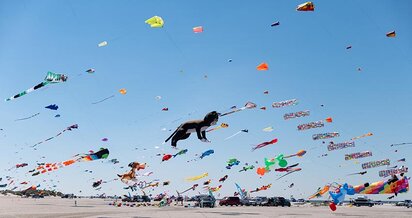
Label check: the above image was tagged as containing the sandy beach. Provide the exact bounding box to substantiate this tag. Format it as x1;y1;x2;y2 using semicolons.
0;196;411;218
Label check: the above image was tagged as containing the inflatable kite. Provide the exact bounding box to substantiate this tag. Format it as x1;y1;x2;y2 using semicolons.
173;149;188;158
199;149;214;159
284;110;310;120
272;99;298;108
257;155;288;176
296;2;314;11
30;148;109;176
32;124;78;148
117;162;146;183
250;184;272;193
252;138;278;151
6;72;67;101
239;165;255;172
145;16;164;28
185;173;208;181
162;154;172;162
262;126;274;132
226;158;240;169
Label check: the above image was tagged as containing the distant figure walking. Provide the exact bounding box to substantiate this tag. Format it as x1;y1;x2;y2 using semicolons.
75;200;77;207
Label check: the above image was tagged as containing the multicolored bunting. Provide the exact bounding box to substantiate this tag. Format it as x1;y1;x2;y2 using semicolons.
284;110;310;120
379;166;408;177
297;120;324;131
345;151;372;160
313;132;340;140
272;99;298;108
361;159;390;169
351;133;373;140
328;141;355;151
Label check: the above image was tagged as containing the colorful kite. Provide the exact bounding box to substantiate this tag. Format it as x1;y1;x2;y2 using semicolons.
226;158;240;169
200;149;214;159
386;31;396;37
162;154;173;162
328;141;355;151
239;165;255;172
31;148;109;176
250;184;272;193
312;132;340;140
45;104;58;110
252;138;278;151
379;166;408;178
119;88;127;95
145;16;164;28
31;124;78;148
185;173;208;181
308;185;331;199
6;72;67;101
206;123;228;132
219;175;228;182
220;102;256;117
272;99;298;108
284;110;310;120
296;2;314;11
351;133;373;140
117;162;146;183
345;151;372;160
256;62;269;71
284;150;307;158
193;26;203;33
297;120;324;131
177;184;199;195
257;155;288;176
361;159;390;169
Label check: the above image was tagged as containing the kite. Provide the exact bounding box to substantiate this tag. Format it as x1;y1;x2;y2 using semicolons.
252;138;278;151
109;159;119;164
16;163;28;168
260;107;266;110
257;155;288;176
284;150;306;158
92;180;102;188
224;129;248;140
200;149;214;159
275;163;299;172
98;41;108;47
271;21;280;27
219;102;256;117
31;148;109;176
6;72;67;101
345;151;372;160
361;159;390;169
206;123;228;132
31;124;78;148
162;107;168;111
235;183;247;199
163;181;170;186
289;183;294;188
297;120;324;131
386;31;396;37
15;113;40;121
117;162;146;183
346;45;352;49
86;68;95;73
193;26;203;33
45;104;58;110
397;158;406;162
185;173;208;181
379;166;408;178
284;110;310;120
325;117;333;123
263;90;269;94
208;185;222;192
219;175;228;182
296;2;314;11
313;132;340;140
276;168;302;180
173;149;188;158
239;165;255;172
91;95;115;104
0;184;6;188
328;141;355;151
390;142;412;147
203;179;211;185
347;171;368;176
119;88;127;95
145;16;164;28
176;184;199;195
250;184;272;193
272;99;298;108
155;96;162;100
102;138;108;142
351;133;373;140
162;154;172;162
262;126;274;132
226;158;240;169
256;62;268;71
164;111;219;147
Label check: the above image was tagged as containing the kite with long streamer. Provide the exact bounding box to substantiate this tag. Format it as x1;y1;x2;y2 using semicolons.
252;138;278;151
345;151;372;160
185;173;208;181
272;99;298;108
6;72;67;101
312;132;340;140
31;124;78;148
379;166;408;178
250;184;272;193
351;133;373;140
225;129;248;140
284;110;310;120
284;150;306;158
276;168;302;180
328;141;355;151
361;159;390;169
206;123;229;132
390;142;412;147
176;184;198;196
30;148;109;176
220;102;256;117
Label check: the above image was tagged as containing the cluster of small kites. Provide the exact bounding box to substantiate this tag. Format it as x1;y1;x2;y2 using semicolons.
1;1;408;213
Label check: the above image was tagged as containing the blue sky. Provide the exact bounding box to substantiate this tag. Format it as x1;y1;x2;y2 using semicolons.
0;0;411;200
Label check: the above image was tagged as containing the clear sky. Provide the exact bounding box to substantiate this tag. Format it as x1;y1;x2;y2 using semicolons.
0;0;411;201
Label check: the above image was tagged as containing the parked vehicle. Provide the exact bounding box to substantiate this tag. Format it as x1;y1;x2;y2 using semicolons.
219;196;241;206
240;198;252;206
404;200;412;208
196;195;216;208
264;197;291;207
32;194;44;199
351;196;374;207
254;197;269;206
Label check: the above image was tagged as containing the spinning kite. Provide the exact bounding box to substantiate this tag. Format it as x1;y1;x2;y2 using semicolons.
6;72;67;101
32;124;78;148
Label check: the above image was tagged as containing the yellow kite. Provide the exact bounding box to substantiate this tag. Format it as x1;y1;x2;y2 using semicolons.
185;172;208;181
145;16;164;28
